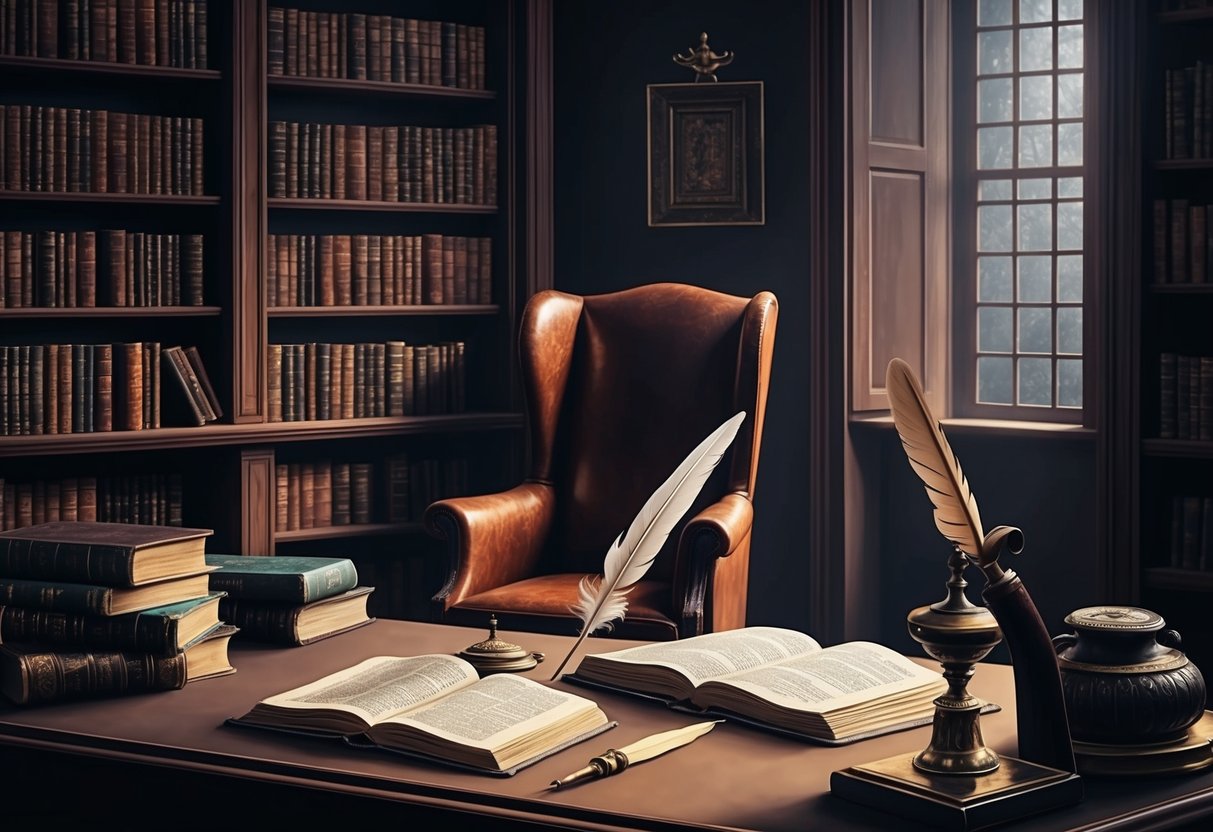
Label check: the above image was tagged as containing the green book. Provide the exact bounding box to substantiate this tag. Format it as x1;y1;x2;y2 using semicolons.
0;593;225;657
205;554;359;603
0;571;216;616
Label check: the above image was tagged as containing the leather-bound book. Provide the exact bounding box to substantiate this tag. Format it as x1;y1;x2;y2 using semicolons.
79;476;98;521
381;235;396;304
318;234;335;306
382;125;398;201
29;345;43;434
485;124;497;205
405;17;420;83
331;123;346;199
315;462;332;527
268;7;285;74
108;111;127;192
78;230;96;306
352;234;368;304
161;345;209;426
300;462;315;529
195;0;208;68
183;233;203;305
316;342;331;420
268;120;286;197
333;234;352;305
452;127;466;203
351;343;364;418
367;233;381;305
117;342;142;431
275;464;288;531
285;463;301;529
184;345;221;420
349;13;366;79
267;343;282;422
95;342;113;432
0;567;214;616
280;343;295;421
351;462;371;525
218;586;373;646
366;126;383;201
190;117;202;195
346;123;366;200
332;463;351;525
0;643;186;704
421;233;442;303
452;236;468;304
103;229;126;305
478;236;492;304
292;344;305;423
401;343;415;415
413;345;428;415
304;342;317;420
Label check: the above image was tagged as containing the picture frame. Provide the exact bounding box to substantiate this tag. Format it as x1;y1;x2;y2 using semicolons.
647;81;765;227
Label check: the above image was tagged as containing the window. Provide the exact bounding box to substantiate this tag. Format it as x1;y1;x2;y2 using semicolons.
958;0;1086;420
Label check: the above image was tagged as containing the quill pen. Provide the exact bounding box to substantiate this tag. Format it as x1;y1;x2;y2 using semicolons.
548;410;747;680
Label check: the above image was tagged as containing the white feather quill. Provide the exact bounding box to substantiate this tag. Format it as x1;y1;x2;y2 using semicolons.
548;410;747;680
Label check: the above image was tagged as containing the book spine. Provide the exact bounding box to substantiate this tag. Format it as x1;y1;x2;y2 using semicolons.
4;646;186;705
207;558;357;603
0;577;117;614
0;603;179;655
0;537;139;585
217;596;300;644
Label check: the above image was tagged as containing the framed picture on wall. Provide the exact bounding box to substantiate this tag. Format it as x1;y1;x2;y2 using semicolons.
647;81;765;227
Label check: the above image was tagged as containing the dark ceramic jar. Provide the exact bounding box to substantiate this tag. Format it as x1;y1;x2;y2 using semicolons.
1052;606;1206;745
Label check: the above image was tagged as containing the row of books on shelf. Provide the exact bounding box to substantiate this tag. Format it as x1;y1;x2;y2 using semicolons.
274;454;467;531
0;229;205;308
268;7;484;90
1152;199;1211;284
0;341;218;436
0;473;183;530
0;0;208;68
1159;352;1213;440
0;104;204;195
1169;494;1213;571
269;121;496;205
267;340;465;423
0;521;376;705
267;233;491;307
1164;61;1213;161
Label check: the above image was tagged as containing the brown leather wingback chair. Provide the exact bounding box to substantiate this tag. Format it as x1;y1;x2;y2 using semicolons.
425;282;778;641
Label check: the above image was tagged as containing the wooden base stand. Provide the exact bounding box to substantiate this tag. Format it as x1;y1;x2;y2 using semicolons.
830;752;1082;832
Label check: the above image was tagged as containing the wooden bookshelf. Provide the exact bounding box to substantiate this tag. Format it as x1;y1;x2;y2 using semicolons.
0;0;554;621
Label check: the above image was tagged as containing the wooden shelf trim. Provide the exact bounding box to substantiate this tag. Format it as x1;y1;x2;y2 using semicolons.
0;413;524;458
268;304;498;317
1144;567;1213;592
267;198;496;214
0;54;221;79
267;75;494;100
275;522;424;542
1142;439;1213;459
0;191;221;205
0;306;222;318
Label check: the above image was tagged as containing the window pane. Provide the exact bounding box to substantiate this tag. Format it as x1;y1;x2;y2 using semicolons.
980;0;1013;26
1058;176;1083;197
1058;73;1083;118
1018;255;1052;301
980;307;1014;352
1058;25;1083;68
1058;358;1083;407
1057;201;1083;250
979;30;1013;75
1020;27;1054;71
980;257;1014;301
1018;357;1053;405
980;205;1013;251
979;78;1014;123
1057;307;1082;354
1058;0;1083;21
978;356;1014;404
1020;0;1053;23
1058;122;1083;165
1057;254;1083;301
1018;177;1052;199
1020;75;1053;120
1019;308;1053;354
980;179;1013;200
1018;203;1053;250
1019;124;1054;167
979;126;1014;169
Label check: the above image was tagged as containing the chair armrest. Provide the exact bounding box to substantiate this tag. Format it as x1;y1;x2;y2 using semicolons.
425;482;556;611
674;493;754;637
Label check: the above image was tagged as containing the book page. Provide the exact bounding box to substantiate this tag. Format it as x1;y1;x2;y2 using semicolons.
581;627;822;688
258;654;479;727
371;673;598;750
698;641;942;714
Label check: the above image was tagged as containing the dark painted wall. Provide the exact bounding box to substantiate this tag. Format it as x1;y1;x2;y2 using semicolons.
553;1;814;631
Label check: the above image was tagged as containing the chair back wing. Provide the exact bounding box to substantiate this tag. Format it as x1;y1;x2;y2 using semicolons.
525;283;776;582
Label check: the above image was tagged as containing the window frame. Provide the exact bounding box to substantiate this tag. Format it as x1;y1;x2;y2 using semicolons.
952;0;1096;425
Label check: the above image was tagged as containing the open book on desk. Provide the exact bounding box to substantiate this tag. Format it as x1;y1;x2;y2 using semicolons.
227;653;615;776
565;626;993;745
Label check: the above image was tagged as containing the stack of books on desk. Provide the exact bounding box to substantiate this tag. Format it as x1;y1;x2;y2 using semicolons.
0;521;237;706
205;553;375;646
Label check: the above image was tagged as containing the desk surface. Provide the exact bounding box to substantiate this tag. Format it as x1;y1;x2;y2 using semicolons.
1;619;1212;831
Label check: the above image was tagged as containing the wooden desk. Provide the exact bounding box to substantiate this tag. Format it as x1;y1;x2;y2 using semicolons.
1;619;1212;831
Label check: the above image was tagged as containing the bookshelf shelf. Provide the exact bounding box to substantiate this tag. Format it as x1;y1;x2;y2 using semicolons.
0;55;221;81
0;192;221;206
0;306;223;318
0;413;524;458
267;198;497;214
275;522;424;543
1144;568;1213;592
267;305;498;318
1153;160;1213;171
267;75;494;101
1147;285;1213;294
1142;439;1213;459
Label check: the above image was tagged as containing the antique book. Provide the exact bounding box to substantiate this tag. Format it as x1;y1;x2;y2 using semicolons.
0;622;238;706
205;553;358;603
184;345;223;420
0;592;225;656
228;653;613;775
0;520;212;585
0;570;216;616
161;345;212;426
218;585;374;646
567;626;950;745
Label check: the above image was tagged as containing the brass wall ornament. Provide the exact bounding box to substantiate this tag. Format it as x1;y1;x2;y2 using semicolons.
672;32;734;82
831;359;1083;830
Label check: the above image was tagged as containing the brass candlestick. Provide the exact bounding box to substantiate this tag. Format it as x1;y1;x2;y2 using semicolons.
906;547;1003;775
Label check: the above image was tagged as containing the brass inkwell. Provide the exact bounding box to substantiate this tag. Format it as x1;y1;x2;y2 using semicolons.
457;615;544;675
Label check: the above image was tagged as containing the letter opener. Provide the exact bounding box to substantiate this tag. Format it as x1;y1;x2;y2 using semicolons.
549;720;723;789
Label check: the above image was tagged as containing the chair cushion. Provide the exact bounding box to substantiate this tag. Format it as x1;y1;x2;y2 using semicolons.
449;573;679;641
